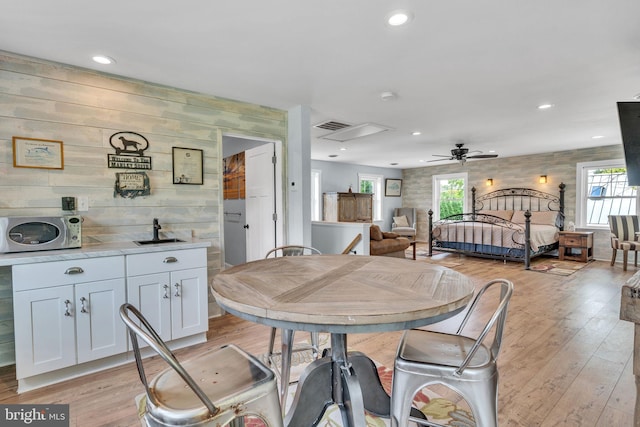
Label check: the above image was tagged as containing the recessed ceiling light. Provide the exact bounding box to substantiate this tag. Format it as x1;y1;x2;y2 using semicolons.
537;103;554;110
592;135;604;139
92;55;115;65
419;159;425;163
387;10;413;26
390;162;399;166
340;147;347;151
412;131;422;136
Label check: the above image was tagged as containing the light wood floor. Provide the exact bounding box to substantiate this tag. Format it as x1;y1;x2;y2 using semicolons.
0;253;636;426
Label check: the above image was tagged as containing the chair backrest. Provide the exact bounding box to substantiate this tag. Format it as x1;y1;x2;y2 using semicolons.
265;245;321;258
119;303;219;417
394;208;416;227
454;279;513;375
608;215;639;240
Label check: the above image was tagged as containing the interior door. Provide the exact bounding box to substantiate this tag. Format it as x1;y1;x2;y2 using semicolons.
245;143;276;261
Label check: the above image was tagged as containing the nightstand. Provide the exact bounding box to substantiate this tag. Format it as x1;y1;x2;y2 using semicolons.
558;231;594;263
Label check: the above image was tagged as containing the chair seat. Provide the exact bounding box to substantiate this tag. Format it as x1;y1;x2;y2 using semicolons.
616;240;640;251
398;329;492;372
147;344;276;425
392;226;416;237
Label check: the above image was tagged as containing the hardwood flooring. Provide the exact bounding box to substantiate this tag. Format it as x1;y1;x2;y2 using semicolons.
0;253;636;426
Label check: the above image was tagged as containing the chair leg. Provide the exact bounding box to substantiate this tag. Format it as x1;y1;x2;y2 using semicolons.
310;332;319;359
267;327;277;363
611;248;617;266
624;250;629;271
635;251;638;267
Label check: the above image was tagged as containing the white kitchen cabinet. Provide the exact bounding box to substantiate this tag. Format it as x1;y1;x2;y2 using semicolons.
12;257;126;379
126;248;208;341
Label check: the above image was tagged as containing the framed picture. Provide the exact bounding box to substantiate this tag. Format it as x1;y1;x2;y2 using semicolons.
13;136;64;170
385;178;402;197
172;147;203;185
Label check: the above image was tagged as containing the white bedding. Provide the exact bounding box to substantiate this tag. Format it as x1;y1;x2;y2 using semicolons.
432;221;559;252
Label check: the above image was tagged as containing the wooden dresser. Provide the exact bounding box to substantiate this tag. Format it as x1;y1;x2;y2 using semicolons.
323;192;373;222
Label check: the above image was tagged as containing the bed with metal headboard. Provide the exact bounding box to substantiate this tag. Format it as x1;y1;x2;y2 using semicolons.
428;184;565;269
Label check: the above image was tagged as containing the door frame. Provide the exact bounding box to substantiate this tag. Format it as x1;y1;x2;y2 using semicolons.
220;132;284;265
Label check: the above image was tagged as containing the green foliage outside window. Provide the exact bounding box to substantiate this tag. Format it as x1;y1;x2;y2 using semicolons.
440;178;464;218
360;180;373;194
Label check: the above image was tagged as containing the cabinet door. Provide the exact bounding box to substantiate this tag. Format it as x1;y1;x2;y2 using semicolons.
170;267;208;339
75;278;127;364
127;273;172;341
13;286;76;379
338;195;357;222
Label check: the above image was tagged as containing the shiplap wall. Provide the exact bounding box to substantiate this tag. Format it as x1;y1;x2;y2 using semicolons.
402;144;625;260
0;51;287;365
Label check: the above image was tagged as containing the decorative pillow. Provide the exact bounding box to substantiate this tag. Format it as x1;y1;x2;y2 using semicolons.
512;210;558;226
393;215;410;227
370;224;384;241
382;231;399;239
479;210;513;221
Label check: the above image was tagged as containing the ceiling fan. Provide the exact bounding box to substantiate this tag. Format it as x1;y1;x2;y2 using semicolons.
429;143;499;164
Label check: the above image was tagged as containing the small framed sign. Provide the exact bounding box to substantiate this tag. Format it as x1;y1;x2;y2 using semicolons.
13;136;64;170
385;178;402;197
172;147;203;185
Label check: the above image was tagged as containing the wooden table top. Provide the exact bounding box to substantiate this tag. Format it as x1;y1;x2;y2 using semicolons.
211;255;475;334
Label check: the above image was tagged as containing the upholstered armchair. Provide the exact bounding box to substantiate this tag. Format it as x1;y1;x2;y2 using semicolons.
392;208;417;238
608;215;640;271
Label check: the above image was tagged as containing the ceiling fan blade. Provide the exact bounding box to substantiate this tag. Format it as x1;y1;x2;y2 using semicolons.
431;154;453;158
466;154;499;159
427;158;452;162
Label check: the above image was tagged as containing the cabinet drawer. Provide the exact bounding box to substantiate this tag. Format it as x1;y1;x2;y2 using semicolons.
126;248;206;276
560;236;583;247
13;256;125;291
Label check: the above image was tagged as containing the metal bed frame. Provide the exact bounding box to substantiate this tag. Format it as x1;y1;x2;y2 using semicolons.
428;183;565;269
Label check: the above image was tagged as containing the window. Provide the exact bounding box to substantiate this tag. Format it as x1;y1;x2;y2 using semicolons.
576;159;638;227
432;173;468;220
358;174;383;221
311;169;322;221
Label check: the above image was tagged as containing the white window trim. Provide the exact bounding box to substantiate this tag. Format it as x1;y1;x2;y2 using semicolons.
432;172;468;220
311;169;322;221
576;158;638;229
358;173;384;221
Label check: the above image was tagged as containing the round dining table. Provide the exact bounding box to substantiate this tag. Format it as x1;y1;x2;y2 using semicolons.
210;254;475;427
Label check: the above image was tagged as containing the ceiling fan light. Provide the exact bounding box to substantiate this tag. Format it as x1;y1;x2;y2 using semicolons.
387;10;413;26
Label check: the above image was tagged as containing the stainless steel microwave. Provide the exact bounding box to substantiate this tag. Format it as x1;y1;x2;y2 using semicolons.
0;216;82;253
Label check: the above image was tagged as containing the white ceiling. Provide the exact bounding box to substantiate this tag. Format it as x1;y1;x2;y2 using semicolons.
2;1;640;168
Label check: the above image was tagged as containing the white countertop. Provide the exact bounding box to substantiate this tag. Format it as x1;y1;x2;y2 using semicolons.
0;239;212;267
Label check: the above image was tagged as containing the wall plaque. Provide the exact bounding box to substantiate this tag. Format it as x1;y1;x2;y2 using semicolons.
114;172;150;198
108;131;152;170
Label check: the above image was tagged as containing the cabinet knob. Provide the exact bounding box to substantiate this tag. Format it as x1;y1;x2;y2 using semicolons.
163;257;178;264
64;267;84;275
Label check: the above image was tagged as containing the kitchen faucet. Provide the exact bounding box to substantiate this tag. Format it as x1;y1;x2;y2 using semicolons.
153;218;161;241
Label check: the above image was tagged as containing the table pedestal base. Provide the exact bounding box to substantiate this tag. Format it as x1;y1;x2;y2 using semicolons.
284;333;390;427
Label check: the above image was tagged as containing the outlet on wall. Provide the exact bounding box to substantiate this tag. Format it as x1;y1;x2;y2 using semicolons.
61;197;75;211
77;197;89;212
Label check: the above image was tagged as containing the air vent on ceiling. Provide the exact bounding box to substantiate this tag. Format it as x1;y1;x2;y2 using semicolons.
313;120;352;132
320;123;391;142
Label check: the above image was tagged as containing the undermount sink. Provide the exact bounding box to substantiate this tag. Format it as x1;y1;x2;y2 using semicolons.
134;238;185;246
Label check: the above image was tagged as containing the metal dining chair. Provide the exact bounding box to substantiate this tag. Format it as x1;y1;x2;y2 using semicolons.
390;279;514;427
264;245;322;407
119;303;283;427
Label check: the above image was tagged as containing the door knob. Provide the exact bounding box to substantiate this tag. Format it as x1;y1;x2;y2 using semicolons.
243;224;249;229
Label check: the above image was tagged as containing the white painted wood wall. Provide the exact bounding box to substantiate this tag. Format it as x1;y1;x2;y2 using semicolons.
0;51;288;366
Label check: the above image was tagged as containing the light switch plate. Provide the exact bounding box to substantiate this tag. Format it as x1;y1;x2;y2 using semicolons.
78;197;89;212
